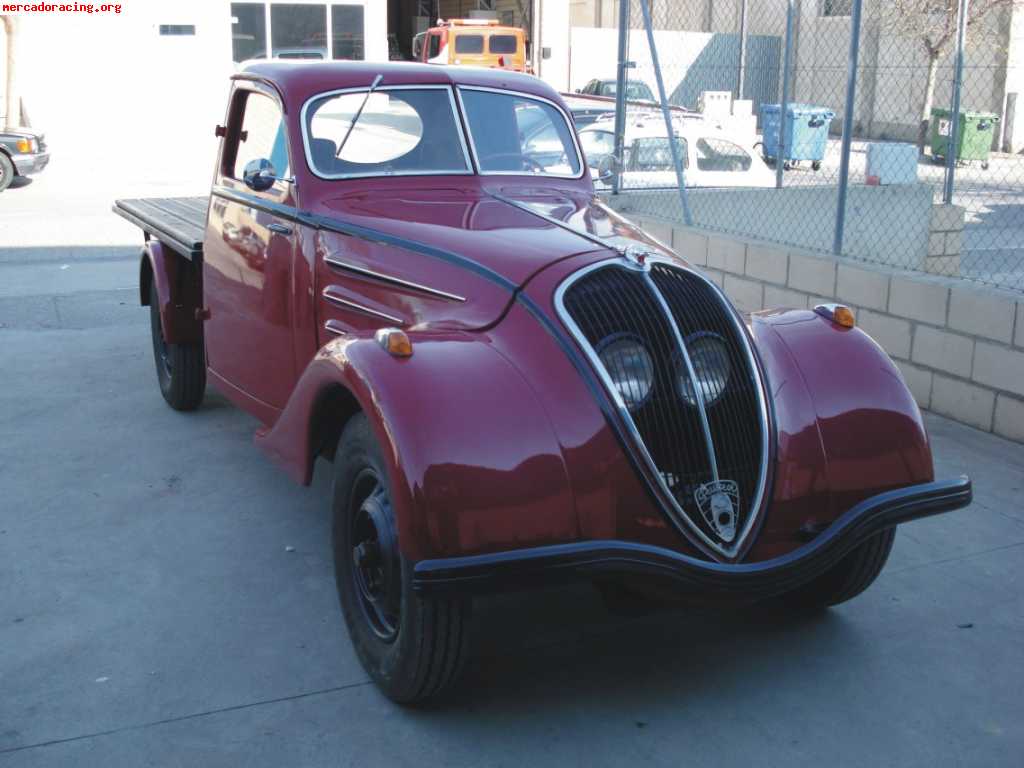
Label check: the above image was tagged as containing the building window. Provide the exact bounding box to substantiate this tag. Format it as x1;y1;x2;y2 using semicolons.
332;5;365;60
271;4;328;59
231;3;267;62
821;0;852;16
159;24;196;36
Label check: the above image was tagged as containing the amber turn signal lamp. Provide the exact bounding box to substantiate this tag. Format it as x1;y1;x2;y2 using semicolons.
375;328;413;357
15;138;30;153
813;303;856;328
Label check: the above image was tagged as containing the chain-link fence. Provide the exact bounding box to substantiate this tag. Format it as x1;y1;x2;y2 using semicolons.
575;0;1024;293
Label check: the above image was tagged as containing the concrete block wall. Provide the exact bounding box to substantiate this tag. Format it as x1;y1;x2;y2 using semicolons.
624;211;1024;442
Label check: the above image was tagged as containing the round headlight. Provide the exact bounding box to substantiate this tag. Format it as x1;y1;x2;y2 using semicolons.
679;333;731;407
597;334;654;412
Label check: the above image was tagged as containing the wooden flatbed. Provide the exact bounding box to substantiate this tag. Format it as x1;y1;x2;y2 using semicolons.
113;197;208;260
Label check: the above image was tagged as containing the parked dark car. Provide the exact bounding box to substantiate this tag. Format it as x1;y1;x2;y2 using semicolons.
0;128;49;191
577;78;655;101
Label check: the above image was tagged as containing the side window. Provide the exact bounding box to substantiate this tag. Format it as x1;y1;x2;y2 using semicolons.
428;32;441;59
232;92;290;184
695;137;752;172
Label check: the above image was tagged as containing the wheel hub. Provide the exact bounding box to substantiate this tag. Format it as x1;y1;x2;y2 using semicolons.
350;473;400;642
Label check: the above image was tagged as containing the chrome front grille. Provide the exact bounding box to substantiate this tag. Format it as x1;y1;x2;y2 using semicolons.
557;259;769;559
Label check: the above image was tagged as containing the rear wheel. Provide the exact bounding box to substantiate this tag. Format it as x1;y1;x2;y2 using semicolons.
149;275;205;411
332;414;470;704
0;154;15;193
783;528;896;611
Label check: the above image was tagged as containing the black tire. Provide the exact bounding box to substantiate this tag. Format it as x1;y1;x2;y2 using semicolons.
811;160;822;171
149;276;205;411
982;161;990;170
332;414;470;704
782;528;896;611
0;153;14;193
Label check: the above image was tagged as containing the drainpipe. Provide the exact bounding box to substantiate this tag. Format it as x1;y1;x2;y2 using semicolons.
2;16;18;130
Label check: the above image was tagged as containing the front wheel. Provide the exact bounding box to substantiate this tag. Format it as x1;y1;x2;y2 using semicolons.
332;414;470;704
149;276;205;411
782;528;896;611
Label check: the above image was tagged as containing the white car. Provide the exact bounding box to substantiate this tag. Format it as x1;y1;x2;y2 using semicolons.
580;113;776;190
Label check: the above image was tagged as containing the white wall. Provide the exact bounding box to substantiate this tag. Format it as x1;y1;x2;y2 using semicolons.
1;0;386;184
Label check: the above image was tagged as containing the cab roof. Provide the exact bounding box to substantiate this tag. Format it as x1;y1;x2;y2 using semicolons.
236;61;552;113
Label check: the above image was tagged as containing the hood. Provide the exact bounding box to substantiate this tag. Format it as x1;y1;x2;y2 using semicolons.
2;127;43;141
312;183;674;330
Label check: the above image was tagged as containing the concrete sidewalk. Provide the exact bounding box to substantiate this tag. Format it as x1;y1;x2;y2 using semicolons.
1;174;1022;767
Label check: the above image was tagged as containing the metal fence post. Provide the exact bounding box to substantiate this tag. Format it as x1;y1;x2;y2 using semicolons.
832;0;864;255
612;0;631;195
737;0;749;99
944;0;970;204
640;0;693;225
775;0;795;190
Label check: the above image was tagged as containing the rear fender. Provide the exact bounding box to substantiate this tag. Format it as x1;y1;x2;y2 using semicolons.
254;332;576;562
139;240;203;345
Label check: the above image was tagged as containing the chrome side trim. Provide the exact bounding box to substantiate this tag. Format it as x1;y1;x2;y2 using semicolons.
553;256;771;561
321;286;405;325
324;319;347;336
324;254;466;303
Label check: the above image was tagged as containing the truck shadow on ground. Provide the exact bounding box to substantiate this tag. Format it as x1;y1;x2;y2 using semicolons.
433;584;857;711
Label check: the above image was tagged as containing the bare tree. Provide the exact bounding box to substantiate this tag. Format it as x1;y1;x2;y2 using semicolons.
871;0;1021;151
1;15;17;130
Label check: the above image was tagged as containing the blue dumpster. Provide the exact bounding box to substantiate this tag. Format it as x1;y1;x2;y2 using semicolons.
759;104;836;170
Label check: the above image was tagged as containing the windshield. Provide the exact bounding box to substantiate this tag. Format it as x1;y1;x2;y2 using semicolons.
460;88;582;177
304;88;470;178
599;82;654;101
302;86;582;179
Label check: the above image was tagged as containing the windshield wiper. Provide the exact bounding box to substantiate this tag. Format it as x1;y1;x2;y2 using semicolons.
336;74;384;159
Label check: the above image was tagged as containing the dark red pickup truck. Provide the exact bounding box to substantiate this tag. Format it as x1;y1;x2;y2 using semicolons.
115;61;970;703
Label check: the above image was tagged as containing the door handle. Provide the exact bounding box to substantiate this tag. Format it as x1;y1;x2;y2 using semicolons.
268;222;292;235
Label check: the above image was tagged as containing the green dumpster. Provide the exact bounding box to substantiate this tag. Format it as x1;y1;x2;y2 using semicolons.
930;108;999;169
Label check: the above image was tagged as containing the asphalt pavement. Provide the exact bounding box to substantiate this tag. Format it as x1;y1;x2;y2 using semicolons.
2;167;1023;767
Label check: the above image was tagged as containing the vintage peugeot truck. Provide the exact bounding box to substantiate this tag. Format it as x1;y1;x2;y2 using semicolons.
114;62;971;704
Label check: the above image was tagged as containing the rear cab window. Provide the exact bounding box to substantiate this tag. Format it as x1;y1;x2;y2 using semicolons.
488;34;517;54
454;34;484;54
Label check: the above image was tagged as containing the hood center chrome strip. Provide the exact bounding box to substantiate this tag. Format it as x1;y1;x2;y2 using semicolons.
641;271;720;483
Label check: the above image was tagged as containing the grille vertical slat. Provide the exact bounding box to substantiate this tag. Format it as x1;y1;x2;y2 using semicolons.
558;260;769;558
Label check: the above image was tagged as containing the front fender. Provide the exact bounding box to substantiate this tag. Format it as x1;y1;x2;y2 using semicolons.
746;308;933;559
139;240;202;345
254;332;577;562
